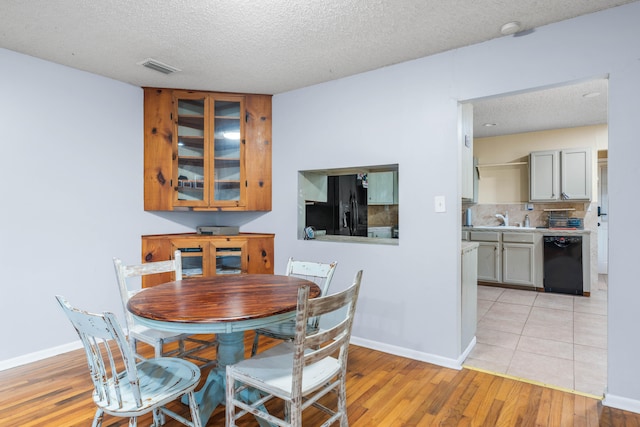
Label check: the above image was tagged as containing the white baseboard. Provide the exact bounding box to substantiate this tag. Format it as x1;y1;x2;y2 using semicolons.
3;336;466;373
458;337;477;365
0;341;82;372
603;392;640;413
350;335;464;371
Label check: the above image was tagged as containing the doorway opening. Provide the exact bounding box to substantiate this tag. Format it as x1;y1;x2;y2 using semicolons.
460;77;609;397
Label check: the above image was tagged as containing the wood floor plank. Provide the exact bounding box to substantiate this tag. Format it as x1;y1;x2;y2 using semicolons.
494;380;524;426
534;386;553;426
520;383;543;427
1;334;639;426
469;374;505;425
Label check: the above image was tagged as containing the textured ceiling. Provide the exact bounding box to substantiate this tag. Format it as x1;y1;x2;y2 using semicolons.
471;78;609;138
1;0;627;136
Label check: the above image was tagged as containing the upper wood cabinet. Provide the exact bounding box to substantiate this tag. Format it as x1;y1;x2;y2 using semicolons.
144;88;272;211
529;148;592;202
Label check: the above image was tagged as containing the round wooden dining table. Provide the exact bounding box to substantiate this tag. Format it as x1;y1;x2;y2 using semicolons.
127;274;320;427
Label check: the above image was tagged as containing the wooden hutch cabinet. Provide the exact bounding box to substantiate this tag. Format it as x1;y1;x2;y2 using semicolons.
141;233;274;288
144;88;272;211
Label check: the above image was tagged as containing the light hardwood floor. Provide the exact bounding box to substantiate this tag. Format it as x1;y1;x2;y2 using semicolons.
1;332;638;426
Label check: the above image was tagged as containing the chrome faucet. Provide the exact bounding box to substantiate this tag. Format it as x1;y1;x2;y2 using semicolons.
495;212;509;226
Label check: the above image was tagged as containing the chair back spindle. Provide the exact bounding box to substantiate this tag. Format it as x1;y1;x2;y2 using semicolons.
55;295;203;427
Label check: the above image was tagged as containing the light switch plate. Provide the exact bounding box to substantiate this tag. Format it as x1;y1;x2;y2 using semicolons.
434;195;446;213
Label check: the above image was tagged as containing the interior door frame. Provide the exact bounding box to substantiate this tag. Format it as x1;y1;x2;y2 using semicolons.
597;157;608;274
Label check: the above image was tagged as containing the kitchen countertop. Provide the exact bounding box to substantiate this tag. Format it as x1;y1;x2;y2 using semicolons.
313;235;399;245
463;226;590;235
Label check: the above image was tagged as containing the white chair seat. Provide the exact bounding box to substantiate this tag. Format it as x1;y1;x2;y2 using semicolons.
96;358;200;416
228;342;339;396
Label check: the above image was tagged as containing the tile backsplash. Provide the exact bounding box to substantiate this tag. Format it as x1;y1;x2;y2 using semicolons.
463;202;594;229
368;204;398;227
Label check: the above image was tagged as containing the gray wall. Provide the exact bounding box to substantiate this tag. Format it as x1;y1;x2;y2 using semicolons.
2;2;640;412
0;49;200;363
247;3;640;411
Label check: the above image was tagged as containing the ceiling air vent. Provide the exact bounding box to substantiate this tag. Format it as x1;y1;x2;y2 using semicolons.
139;58;181;75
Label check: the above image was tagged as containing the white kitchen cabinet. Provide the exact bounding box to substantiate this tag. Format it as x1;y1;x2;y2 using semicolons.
368;171;397;205
299;171;327;202
502;232;537;287
460;103;474;201
530;148;592;201
530;150;559;201
561;148;592;200
461;242;478;351
476;241;501;282
502;243;535;286
471;232;501;283
471;230;540;288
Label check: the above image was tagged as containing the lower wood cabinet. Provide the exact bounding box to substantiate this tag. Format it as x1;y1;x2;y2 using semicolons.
141;232;274;288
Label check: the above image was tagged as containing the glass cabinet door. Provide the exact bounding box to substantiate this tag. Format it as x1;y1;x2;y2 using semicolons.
171;241;209;278
173;240;247;276
213;97;245;203
213;240;247;275
174;93;209;206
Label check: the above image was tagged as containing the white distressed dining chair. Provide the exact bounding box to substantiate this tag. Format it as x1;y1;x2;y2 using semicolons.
113;250;216;366
251;258;338;356
55;295;203;427
226;270;362;427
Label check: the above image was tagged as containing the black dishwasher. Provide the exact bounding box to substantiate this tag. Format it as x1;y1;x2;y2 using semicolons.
543;236;583;295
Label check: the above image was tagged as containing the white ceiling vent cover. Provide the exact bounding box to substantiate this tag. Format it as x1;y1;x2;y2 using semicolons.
138;58;181;75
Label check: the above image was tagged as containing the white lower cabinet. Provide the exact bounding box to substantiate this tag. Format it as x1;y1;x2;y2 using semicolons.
471;231;540;288
502;243;535;286
476;242;501;282
461;242;478;351
471;232;501;283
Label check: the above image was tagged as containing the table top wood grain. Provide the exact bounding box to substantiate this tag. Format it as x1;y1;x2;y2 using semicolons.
127;274;320;324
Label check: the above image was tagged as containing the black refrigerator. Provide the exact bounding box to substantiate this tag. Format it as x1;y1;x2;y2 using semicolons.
305;174;368;236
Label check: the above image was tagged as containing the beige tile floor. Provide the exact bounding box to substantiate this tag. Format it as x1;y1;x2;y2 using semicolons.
463;275;608;397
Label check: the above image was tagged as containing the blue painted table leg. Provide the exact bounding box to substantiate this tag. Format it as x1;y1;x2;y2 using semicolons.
191;331;245;426
184;331;275;427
